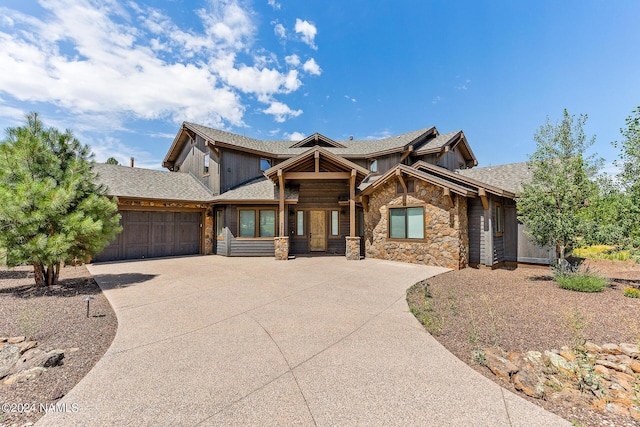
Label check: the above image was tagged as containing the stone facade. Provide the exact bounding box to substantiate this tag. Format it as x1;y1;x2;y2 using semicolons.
364;178;469;269
345;237;361;260
274;236;289;260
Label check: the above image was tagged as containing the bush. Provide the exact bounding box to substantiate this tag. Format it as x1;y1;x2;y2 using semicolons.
552;259;608;292
624;287;640;298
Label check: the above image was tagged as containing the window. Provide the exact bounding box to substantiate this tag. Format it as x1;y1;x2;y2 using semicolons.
216;209;224;238
369;159;378;173
239;209;276;238
203;149;210;175
389;207;424;239
331;210;339;236
296;211;304;236
260;158;271;172
494;203;503;235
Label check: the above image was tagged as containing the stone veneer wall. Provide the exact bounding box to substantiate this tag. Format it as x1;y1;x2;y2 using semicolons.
364;179;469;269
117;199;214;255
274;236;289;260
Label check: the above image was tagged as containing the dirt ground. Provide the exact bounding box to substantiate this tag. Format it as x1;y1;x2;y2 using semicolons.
408;258;640;427
0;265;117;427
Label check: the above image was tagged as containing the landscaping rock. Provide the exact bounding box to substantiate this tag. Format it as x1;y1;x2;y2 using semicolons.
544;350;574;373
17;340;38;354
601;343;622;355
11;348;64;374
3;367;46;386
547;389;591;408
484;348;519;380
7;336;26;344
619;343;640;358
584;341;602;354
610;371;635;391
593;364;610;377
512;362;545;398
629;359;640;374
596;359;622;372
0;345;21;379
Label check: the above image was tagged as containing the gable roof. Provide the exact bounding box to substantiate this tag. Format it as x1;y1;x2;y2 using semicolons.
289;133;346;148
456;162;532;194
263;146;370;182
163;122;446;168
93;163;213;202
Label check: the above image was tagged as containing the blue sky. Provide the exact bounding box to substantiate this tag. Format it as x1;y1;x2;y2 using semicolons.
0;1;638;171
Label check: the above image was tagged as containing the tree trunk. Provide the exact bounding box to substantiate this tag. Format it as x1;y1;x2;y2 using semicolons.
52;262;60;286
33;263;46;287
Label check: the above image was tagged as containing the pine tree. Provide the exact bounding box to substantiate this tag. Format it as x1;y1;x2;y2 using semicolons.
0;113;121;286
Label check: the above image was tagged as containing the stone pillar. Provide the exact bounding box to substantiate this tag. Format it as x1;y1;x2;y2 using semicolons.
274;236;289;260
345;236;361;261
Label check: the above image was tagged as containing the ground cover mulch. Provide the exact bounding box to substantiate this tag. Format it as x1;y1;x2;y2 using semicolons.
408;258;640;427
0;265;117;427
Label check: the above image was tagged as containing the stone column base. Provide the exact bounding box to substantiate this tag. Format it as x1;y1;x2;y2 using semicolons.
345;236;361;261
274;236;289;260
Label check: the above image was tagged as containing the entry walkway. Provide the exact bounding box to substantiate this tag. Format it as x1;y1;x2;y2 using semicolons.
38;256;568;426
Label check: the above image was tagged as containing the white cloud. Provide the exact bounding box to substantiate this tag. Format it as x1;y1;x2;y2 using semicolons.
302;58;321;75
432;96;442;104
294;19;317;49
268;128;280;136
263;101;302;123
267;0;281;10
344;95;357;103
273;22;286;39
365;130;392;140
0;0;318;135
88;136;160;170
285;131;305;140
285;54;300;67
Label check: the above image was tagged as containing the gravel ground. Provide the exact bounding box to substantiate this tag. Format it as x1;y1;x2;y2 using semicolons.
408;259;640;427
0;265;117;427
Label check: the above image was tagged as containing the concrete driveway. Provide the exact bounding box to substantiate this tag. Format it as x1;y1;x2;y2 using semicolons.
38;256;568;426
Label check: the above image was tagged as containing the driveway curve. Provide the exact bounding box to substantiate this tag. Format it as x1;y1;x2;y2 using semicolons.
38;256;568;426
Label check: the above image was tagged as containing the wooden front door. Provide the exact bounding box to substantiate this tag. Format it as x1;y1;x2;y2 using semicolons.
309;210;326;252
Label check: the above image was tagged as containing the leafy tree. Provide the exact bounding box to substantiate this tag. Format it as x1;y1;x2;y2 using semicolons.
105;157;119;165
0;113;121;286
517;109;601;260
613;106;640;199
578;175;638;246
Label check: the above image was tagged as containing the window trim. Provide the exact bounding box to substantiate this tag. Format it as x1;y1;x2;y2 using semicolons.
203;149;210;176
296;210;305;236
369;159;378;173
494;202;504;236
237;208;277;239
387;205;426;241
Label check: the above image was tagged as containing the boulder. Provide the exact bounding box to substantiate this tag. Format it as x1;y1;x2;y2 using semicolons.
544;350;574;373
484;349;519;380
17;340;38;354
595;359;622;372
512;362;545;398
610;371;635;391
3;367;46;386
584;341;602;354
0;345;21;379
619;343;640;358
629;360;640;374
593;364;610;377
601;343;622;355
11;349;64;374
7;336;26;344
547;389;591;408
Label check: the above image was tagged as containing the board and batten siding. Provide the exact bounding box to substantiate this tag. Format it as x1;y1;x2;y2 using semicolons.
467;198;484;265
216;205;278;257
220;149;264;193
174;135;220;194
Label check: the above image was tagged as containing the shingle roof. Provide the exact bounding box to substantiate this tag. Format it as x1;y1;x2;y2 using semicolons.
456;162;532;194
414;131;460;153
93;163;213;202
210;177;299;202
185;122;435;157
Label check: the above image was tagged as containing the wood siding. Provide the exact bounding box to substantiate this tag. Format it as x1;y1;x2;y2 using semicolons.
220;149;264;192
376;153;402;175
215;205;278;257
504;202;518;262
437;148;467;171
173;135;220;194
468;198;484;265
517;223;554;264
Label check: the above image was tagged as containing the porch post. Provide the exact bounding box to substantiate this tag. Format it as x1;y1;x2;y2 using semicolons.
278;169;285;237
349;169;356;237
275;169;289;260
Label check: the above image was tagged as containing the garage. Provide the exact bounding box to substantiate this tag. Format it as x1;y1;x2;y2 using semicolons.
94;210;202;262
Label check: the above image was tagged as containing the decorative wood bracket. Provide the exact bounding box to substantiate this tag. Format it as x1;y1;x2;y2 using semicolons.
478;188;489;211
443;188;455;209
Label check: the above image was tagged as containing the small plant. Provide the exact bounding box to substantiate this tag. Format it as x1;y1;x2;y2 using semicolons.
552;259;608;292
563;307;588;349
471;349;486;366
624;286;640;298
19;304;44;340
481;295;500;347
406;282;445;336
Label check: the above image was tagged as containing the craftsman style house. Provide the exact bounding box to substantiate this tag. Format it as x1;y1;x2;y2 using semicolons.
93;122;552;268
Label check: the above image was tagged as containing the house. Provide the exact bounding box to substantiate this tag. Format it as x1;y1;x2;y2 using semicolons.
93;122;553;268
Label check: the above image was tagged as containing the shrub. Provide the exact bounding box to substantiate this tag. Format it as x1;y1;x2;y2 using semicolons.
624;287;640;298
553;259;608;292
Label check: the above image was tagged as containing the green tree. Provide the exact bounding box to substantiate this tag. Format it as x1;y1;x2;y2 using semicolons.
0;113;122;286
517;109;601;260
105;157;119;165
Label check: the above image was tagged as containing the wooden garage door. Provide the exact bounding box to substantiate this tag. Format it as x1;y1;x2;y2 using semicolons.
95;211;201;262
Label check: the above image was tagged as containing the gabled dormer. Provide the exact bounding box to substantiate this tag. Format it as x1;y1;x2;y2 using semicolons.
289;133;346;148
